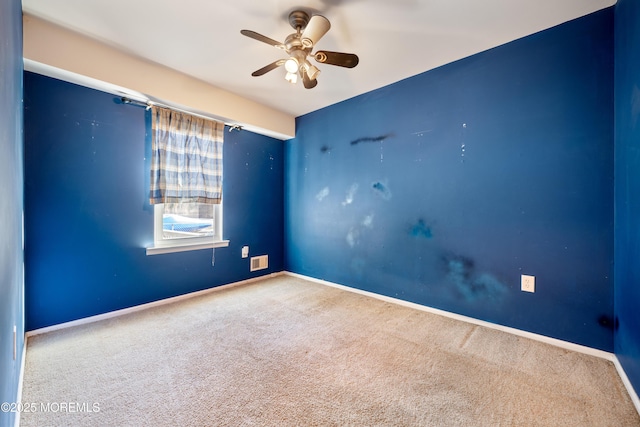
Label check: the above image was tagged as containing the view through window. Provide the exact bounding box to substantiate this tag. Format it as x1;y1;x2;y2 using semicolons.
162;203;215;240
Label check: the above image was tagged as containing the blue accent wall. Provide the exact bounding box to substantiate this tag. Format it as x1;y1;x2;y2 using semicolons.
0;0;23;425
17;0;640;404
285;9;614;351
24;72;284;330
614;0;640;398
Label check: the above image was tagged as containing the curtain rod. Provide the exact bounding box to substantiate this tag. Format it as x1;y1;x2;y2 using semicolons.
120;97;243;132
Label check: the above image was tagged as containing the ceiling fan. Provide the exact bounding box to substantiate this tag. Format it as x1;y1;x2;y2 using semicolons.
241;10;359;89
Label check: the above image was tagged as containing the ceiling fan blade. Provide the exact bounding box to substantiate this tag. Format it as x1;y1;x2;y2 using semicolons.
301;68;318;89
314;51;359;68
240;30;285;49
301;15;331;48
251;60;286;77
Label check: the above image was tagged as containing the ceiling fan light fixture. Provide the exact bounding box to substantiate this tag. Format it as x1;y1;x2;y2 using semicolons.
300;15;331;48
284;58;299;73
241;10;359;89
285;71;298;84
305;62;321;80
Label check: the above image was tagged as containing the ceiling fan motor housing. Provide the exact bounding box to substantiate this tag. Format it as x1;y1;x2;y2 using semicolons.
284;33;303;52
288;10;310;31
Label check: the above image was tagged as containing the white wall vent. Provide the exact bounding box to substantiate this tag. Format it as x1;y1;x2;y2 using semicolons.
250;255;268;272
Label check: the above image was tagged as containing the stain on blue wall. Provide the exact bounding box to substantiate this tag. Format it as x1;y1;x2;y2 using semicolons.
0;0;24;424
614;0;640;398
24;72;284;330
350;134;394;146
409;219;433;239
285;9;614;351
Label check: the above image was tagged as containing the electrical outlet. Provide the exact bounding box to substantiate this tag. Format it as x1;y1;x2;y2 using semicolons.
521;275;535;293
242;246;249;258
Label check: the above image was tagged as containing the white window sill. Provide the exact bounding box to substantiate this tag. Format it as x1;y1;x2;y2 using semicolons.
146;239;229;256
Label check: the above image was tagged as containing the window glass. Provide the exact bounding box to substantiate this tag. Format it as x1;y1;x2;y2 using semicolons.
162;203;214;240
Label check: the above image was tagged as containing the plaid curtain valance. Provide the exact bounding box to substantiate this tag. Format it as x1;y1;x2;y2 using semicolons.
149;106;224;205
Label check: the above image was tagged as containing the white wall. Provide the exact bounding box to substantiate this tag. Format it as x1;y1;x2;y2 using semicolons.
22;13;295;140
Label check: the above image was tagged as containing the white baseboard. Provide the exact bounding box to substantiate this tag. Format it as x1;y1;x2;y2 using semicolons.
284;272;615;361
14;340;26;427
614;356;640;416
26;272;284;338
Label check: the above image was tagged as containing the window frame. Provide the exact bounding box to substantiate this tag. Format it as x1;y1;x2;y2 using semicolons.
146;201;229;255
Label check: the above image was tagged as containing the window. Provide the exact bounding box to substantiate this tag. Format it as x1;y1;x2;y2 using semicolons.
146;106;228;255
147;202;227;255
160;202;216;240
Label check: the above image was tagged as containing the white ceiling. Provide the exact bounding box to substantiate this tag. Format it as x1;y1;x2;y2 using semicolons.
22;0;615;118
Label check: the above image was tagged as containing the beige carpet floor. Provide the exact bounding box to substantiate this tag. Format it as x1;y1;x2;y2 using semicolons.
20;275;640;426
